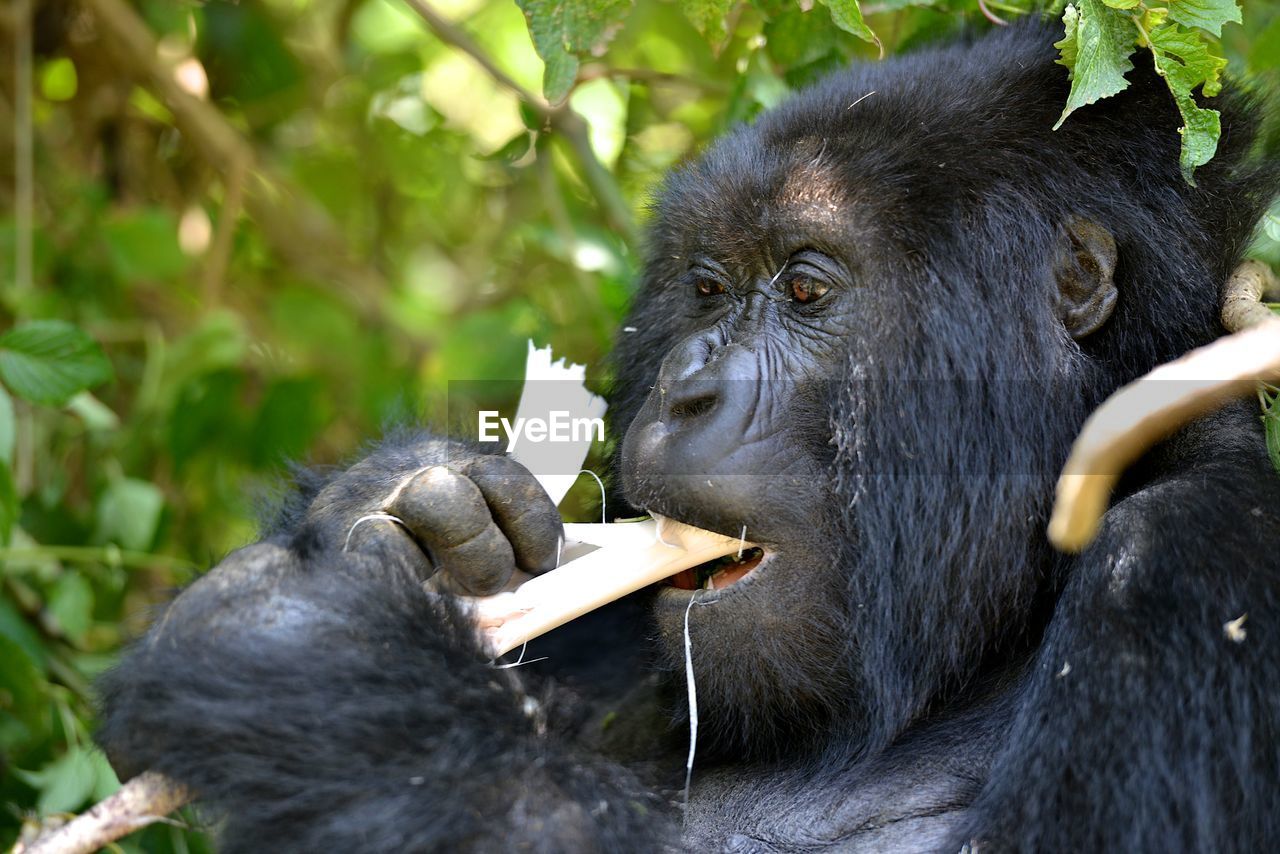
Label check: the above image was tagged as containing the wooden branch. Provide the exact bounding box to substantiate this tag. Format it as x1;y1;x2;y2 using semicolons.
475;517;752;656
14;772;191;854
1222;259;1279;332
1048;262;1280;552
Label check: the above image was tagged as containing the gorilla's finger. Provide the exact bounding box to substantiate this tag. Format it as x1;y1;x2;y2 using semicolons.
461;455;564;575
385;466;516;596
343;514;437;581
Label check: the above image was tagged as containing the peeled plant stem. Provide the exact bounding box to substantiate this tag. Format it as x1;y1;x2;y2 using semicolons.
1049;318;1280;552
476;517;751;657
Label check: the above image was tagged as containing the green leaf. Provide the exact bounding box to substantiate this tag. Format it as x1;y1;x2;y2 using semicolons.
819;0;878;46
681;0;734;45
94;478;164;552
0;636;46;732
478;132;534;164
1144;23;1227;180
39;57;78;102
249;378;332;468
0;385;13;465
48;573;94;642
1166;0;1240;37
0;597;46;670
1053;0;1136;130
65;391;120;432
28;746;98;815
1101;0;1140;9
1263;388;1280;474
516;0;632;104
0;461;16;546
0;320;113;406
1265;213;1280;244
100;208;190;283
1251;16;1280;73
765;9;839;67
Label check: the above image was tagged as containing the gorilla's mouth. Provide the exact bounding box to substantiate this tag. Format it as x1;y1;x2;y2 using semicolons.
666;547;766;591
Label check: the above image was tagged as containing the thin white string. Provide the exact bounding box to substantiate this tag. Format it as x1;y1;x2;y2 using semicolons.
682;592;701;810
492;641;548;669
343;513;408;551
577;469;607;524
737;525;747;560
380;465;436;510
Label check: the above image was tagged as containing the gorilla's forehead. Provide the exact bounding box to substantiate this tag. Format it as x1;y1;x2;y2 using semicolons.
655;134;875;270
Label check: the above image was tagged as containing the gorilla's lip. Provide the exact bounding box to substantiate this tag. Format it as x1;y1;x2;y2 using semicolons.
642;510;775;601
665;547;766;591
656;549;773;605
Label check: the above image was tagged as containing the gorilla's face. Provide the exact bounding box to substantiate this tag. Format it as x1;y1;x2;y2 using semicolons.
617;141;874;749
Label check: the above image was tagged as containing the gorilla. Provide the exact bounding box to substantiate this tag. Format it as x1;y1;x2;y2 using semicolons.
98;22;1280;853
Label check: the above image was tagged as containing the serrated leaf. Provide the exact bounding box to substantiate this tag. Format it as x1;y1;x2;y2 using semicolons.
1166;0;1240;37
819;0;878;46
1144;23;1227;180
94;478;164;552
517;0;632;104
1053;0;1136;130
0;321;113;406
681;0;734;45
1101;0;1140;9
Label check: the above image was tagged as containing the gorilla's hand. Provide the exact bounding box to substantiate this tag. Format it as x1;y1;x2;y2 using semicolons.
311;448;563;596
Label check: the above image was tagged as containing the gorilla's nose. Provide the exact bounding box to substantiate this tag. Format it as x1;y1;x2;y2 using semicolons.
660;338;756;423
631;338;762;473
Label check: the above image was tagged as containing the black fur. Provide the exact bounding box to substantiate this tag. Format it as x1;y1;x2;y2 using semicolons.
99;24;1280;852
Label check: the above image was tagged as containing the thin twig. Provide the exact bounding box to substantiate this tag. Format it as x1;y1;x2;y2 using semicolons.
977;0;1009;26
201;152;249;306
399;0;637;243
14;0;33;292
578;63;729;94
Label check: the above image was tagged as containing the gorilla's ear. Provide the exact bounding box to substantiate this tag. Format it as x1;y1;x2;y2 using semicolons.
1053;217;1118;339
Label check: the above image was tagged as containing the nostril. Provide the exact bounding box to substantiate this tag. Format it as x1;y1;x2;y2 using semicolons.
668;392;717;421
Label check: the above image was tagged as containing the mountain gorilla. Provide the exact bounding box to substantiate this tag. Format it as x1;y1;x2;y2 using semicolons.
98;23;1280;853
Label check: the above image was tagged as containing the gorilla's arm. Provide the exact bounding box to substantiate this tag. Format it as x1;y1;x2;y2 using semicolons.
95;433;676;852
965;405;1280;850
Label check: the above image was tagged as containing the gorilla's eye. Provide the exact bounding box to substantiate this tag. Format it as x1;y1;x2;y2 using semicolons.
695;278;727;297
789;274;831;304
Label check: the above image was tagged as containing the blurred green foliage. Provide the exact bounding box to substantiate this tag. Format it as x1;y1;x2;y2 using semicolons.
0;0;1276;849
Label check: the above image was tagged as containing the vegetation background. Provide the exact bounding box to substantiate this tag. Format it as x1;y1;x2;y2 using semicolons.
1;0;1278;849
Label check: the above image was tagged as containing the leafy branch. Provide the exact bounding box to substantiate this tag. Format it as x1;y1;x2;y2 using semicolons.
1053;0;1240;181
401;0;638;244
